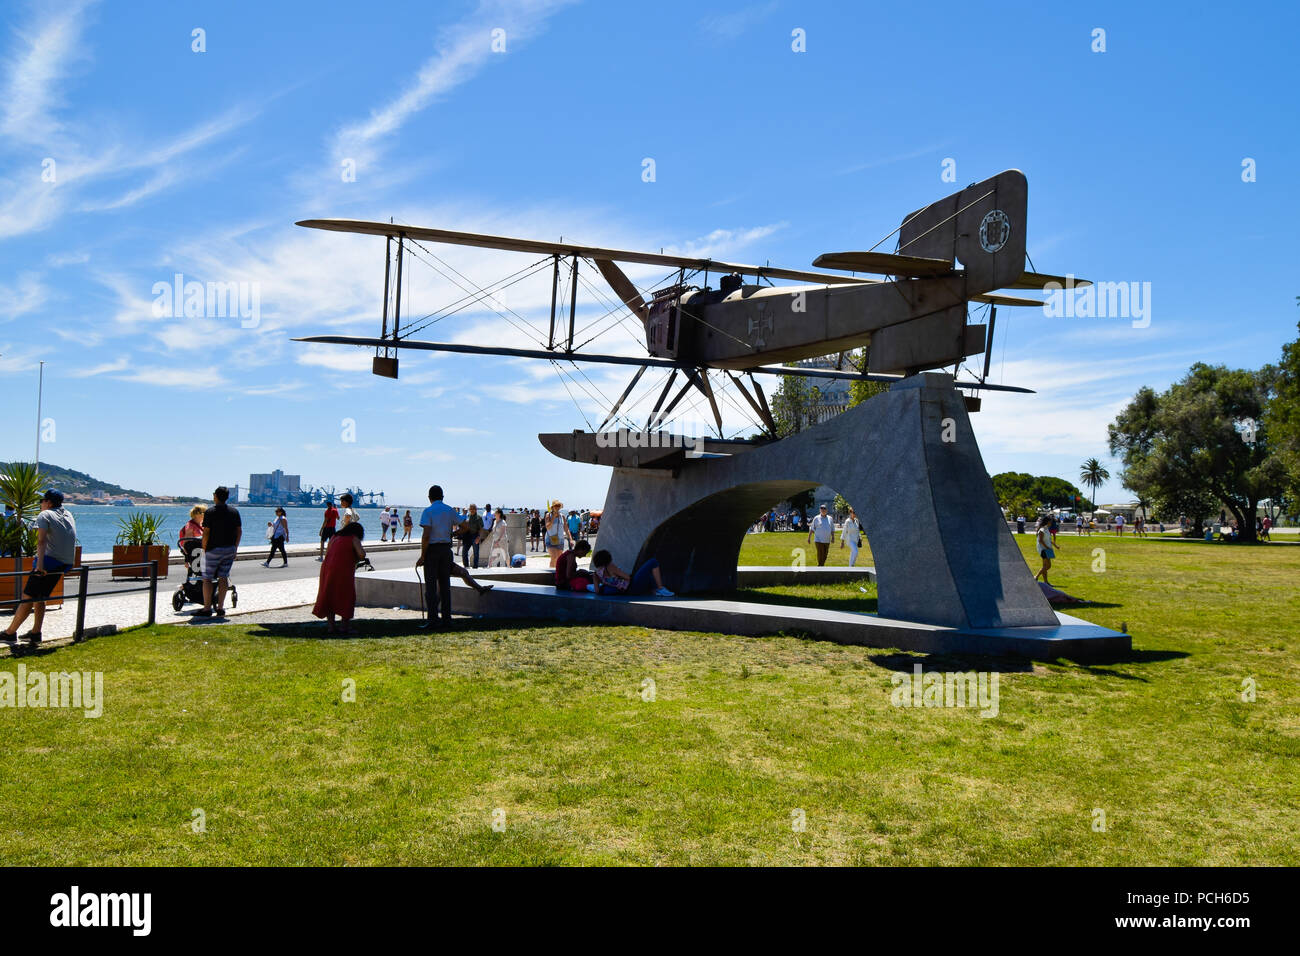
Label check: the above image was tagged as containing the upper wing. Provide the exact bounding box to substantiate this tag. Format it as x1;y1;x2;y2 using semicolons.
296;218;879;287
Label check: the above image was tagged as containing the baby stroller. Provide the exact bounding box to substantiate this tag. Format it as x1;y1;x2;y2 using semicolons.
172;538;238;612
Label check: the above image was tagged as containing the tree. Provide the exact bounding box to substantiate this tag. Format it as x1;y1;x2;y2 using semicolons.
1264;317;1300;505
1108;364;1284;543
770;374;820;437
1147;486;1217;535
847;349;889;408
0;462;44;557
1078;458;1110;514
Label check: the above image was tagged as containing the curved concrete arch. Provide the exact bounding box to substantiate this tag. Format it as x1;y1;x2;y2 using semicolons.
595;373;1057;630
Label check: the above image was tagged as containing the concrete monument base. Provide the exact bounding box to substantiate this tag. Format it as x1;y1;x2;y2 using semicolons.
586;373;1059;631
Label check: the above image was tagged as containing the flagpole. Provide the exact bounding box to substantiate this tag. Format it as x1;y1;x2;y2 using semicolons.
35;361;44;470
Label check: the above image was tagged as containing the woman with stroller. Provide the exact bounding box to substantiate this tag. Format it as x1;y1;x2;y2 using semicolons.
178;504;205;545
313;522;366;634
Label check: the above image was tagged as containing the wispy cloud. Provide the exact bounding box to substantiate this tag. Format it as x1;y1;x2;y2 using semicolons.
330;0;575;172
0;0;97;147
699;1;779;39
0;272;48;321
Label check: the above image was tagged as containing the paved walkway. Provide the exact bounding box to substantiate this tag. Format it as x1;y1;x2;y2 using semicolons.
1;543;570;657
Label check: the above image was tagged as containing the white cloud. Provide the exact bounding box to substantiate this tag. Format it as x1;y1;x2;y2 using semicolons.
331;0;576;173
0;272;48;320
0;0;97;147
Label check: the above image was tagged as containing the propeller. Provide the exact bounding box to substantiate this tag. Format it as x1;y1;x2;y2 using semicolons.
594;258;649;324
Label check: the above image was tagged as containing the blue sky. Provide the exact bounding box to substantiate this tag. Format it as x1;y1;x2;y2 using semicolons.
1;0;1297;508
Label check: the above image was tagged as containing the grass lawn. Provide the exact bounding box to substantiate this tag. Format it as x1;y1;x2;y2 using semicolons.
1;532;1296;865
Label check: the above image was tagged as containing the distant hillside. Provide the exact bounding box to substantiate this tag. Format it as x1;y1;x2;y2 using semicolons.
1;461;151;498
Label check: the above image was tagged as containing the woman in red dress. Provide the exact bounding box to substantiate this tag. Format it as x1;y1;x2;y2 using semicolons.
313;522;366;634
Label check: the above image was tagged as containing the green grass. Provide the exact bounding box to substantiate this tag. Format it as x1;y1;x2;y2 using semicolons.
1;532;1297;865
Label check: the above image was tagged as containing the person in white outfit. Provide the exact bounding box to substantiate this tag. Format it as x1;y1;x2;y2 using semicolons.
840;507;863;567
487;508;510;567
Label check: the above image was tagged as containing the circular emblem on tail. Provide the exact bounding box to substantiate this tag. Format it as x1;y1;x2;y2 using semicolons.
979;209;1010;253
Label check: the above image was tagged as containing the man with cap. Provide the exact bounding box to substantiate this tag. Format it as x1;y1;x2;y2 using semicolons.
807;503;835;567
2;489;77;645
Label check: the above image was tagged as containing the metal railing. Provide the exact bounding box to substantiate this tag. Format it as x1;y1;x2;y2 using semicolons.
1;559;158;642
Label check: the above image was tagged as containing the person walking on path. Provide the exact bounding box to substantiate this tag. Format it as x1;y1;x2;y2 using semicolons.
544;501;572;567
840;507;863;567
1114;513;1125;536
417;485;457;630
402;509;413;541
379;507;392;542
458;503;484;569
198;486;241;617
567;509;582;543
1034;515;1055;583
2;489;77;646
263;507;289;567
313;521;366;634
318;501;339;561
488;507;510;567
529;509;542;552
808;503;834;567
179;504;205;544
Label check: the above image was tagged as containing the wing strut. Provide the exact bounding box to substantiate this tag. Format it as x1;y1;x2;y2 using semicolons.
650;375;696;430
726;371;777;436
685;367;724;438
645;368;679;429
597;365;648;432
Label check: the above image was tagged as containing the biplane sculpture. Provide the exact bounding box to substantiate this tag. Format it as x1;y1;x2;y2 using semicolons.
296;169;1093;632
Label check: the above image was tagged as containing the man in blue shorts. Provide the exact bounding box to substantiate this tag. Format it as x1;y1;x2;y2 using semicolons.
2;489;77;645
198;486;241;617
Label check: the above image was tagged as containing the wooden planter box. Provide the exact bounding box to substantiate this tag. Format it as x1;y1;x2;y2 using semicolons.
111;544;170;579
2;546;81;610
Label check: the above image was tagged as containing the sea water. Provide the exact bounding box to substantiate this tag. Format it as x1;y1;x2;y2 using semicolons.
49;505;424;555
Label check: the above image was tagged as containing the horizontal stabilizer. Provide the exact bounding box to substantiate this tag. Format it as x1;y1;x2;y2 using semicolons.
1003;271;1092;290
812;250;953;277
972;292;1045;308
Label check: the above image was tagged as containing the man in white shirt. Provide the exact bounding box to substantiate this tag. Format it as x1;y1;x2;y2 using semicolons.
808;504;835;566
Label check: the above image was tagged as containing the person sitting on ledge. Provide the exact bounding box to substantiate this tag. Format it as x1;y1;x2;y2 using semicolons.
589;549;674;597
555;540;593;591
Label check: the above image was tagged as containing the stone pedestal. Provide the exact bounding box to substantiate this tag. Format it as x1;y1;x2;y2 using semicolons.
591;373;1056;630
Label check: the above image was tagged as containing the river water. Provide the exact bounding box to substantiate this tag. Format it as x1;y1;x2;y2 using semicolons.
49;504;427;554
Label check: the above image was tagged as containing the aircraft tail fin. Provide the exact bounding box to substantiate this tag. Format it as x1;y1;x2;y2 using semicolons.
897;169;1028;294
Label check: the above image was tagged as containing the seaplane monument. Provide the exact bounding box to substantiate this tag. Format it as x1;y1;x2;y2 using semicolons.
295;170;1129;660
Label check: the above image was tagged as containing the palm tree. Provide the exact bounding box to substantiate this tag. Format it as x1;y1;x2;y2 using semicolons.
1079;458;1110;514
0;461;44;557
